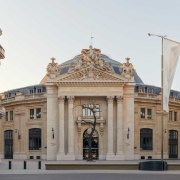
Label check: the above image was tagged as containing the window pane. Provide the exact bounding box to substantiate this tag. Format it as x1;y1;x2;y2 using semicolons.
174;112;177;121
6;112;8;121
10;111;13;121
169;111;172;121
141;108;145;118
140;128;153;150
82;104;86;116
147;109;152;119
96;104;100;116
30;109;34;119
36;108;41;118
88;104;93;116
29;128;41;150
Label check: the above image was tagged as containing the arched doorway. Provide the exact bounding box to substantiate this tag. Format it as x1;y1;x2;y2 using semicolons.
169;130;178;158
4;130;13;159
83;129;99;160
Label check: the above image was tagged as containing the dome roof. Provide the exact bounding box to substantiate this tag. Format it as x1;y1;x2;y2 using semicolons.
59;54;144;84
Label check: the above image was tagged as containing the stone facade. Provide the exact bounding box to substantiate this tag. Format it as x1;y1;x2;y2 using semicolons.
0;46;180;160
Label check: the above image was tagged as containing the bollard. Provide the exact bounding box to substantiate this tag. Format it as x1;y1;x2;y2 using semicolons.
38;161;41;169
9;161;11;169
24;161;26;169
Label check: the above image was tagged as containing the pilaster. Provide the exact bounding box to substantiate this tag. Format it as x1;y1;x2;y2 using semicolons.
106;96;116;160
46;83;59;160
66;96;75;160
57;96;66;160
116;96;125;160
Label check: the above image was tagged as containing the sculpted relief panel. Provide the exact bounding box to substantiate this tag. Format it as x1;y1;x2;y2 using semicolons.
69;45;112;73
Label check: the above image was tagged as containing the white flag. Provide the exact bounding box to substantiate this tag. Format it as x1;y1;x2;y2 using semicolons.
163;38;180;112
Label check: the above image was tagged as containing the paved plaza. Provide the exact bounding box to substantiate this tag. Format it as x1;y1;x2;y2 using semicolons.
0;159;180;175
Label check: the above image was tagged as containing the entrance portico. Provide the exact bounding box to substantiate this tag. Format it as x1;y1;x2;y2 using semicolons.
45;47;136;161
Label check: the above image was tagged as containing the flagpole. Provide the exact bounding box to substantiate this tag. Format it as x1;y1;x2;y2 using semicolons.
161;37;164;162
148;33;167;162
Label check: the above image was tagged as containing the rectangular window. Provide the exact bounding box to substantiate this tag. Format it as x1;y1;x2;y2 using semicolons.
30;109;34;119
169;111;172;121
141;108;145;118
174;112;177;121
88;104;94;116
10;111;13;121
37;89;42;93
82;104;86;116
36;108;41;119
147;109;152;119
29;90;33;94
96;104;100;116
6;112;8;121
140;88;144;93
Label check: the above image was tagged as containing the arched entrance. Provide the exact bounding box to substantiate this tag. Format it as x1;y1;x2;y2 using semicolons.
4;130;13;159
169;130;178;158
83;129;99;160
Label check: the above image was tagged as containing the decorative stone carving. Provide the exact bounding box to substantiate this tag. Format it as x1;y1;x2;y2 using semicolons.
67;96;75;104
58;96;65;103
69;46;112;73
107;96;114;103
100;123;104;137
0;105;5;118
47;57;61;78
58;67;122;81
116;96;123;103
77;122;81;136
119;58;135;78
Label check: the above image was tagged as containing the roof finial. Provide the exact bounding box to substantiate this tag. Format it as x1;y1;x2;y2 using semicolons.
125;57;130;64
51;57;56;64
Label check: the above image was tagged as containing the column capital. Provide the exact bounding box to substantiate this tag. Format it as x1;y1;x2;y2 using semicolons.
107;96;114;103
58;96;65;103
116;96;123;103
67;96;75;104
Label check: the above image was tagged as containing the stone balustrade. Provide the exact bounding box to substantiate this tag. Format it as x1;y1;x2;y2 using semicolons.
135;92;180;103
0;93;47;104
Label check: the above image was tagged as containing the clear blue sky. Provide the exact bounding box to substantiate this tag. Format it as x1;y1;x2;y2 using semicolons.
1;0;180;92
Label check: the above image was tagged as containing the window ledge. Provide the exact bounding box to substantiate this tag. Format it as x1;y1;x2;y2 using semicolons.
140;150;153;151
29;150;42;152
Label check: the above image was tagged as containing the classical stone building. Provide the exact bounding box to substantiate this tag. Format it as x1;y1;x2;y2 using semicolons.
0;46;180;160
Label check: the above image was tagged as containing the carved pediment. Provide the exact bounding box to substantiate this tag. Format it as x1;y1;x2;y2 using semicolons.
53;66;129;86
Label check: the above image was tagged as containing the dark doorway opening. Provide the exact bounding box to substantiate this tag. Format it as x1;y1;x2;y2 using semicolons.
83;129;99;160
4;130;13;159
169;130;178;159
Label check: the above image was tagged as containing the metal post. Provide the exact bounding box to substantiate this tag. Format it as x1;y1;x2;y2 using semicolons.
161;38;164;162
38;161;41;169
9;161;11;169
24;161;26;169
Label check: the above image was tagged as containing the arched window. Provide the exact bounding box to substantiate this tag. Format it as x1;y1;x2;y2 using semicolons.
29;128;41;150
140;128;153;150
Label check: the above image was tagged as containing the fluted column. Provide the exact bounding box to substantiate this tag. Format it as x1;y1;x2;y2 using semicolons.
116;96;124;158
57;96;65;160
67;96;75;160
106;96;115;159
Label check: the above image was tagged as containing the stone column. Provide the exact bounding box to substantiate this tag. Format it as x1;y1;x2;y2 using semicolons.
106;96;116;160
57;96;66;160
67;96;75;160
46;84;59;160
123;85;135;160
116;96;124;159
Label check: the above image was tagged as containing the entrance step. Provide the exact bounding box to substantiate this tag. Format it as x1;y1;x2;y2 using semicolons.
46;163;139;170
